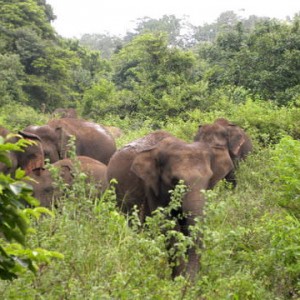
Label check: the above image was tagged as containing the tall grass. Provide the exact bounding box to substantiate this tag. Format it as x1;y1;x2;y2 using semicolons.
1;100;300;299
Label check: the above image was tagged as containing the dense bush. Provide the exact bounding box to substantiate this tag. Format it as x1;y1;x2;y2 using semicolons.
270;136;300;217
0;103;48;131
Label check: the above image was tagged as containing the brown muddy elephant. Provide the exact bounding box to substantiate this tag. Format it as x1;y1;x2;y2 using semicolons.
107;130;234;279
27;156;108;207
194;118;253;186
24;118;117;165
0;130;44;176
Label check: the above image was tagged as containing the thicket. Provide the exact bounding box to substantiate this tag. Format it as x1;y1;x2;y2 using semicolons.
0;1;300;299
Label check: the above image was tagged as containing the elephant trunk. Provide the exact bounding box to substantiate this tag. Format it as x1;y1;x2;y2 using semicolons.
174;181;208;280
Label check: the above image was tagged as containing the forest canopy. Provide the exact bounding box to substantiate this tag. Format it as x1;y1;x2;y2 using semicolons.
0;1;299;119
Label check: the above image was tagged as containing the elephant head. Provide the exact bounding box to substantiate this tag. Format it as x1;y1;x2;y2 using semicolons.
28;167;56;207
28;156;108;207
194;118;252;186
194;118;252;161
129;137;233;278
24;125;71;163
28;159;76;207
215;118;252;160
0;131;44;175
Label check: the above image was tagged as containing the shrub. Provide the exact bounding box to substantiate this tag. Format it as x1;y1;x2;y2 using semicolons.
270;136;300;217
0;136;62;280
0;103;48;131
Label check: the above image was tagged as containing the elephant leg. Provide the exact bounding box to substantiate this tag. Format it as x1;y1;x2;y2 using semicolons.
166;220;201;280
170;240;201;280
225;158;240;187
225;169;237;187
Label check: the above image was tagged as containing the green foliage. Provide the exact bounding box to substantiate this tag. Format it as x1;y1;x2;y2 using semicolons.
196;149;300;299
185;97;300;146
197;16;300;105
129;15;184;47
0;179;193;298
1;3;300;297
0;103;48;131
81;78;118;119
270;136;300;216
0;0;55;39
79;33;123;59
111;32;198;120
138;181;199;271
0;136;62;281
0;54;28;105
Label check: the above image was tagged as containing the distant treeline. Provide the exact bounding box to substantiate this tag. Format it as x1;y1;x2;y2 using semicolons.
1;1;300;120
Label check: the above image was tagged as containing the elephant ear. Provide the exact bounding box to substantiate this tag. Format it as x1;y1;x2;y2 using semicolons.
131;149;160;197
18;131;45;174
59;165;74;185
54;158;75;185
18;131;42;142
55;127;72;159
227;125;245;157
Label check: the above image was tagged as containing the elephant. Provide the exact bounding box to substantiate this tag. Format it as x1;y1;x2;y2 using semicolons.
24;118;117;165
194;118;252;186
27;156;108;207
52;108;77;118
107;130;234;279
0;130;44;176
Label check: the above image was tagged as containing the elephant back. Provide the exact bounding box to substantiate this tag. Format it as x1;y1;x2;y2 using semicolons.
47;118;117;165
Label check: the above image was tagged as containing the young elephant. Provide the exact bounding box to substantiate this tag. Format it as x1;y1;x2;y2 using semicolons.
28;156;108;207
107;130;233;279
194;118;253;185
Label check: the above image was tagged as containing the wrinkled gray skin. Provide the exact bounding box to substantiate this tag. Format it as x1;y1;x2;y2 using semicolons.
28;156;108;207
107;130;233;279
194;118;253;186
24;118;117;165
0;129;45;176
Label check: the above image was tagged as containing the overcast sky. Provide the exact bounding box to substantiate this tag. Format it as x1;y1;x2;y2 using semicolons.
46;0;300;38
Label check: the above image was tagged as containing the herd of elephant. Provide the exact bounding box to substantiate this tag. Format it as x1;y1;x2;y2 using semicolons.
0;116;252;280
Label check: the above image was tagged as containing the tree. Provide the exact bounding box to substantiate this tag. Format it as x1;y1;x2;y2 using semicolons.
129;15;182;46
195;15;300;104
79;33;123;59
0;54;28;105
112;33;198;120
